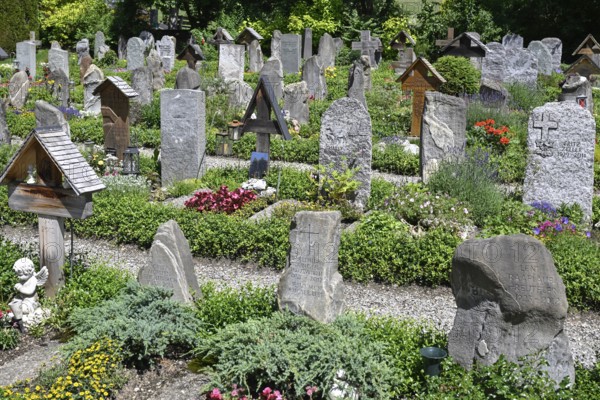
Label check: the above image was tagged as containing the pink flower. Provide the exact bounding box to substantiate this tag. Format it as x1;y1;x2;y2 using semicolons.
209;388;223;400
262;387;272;396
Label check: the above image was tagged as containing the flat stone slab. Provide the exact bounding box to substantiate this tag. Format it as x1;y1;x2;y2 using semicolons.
0;340;63;386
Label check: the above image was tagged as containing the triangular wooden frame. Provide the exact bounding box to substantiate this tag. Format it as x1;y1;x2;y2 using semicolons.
572;34;600;56
241;77;291;140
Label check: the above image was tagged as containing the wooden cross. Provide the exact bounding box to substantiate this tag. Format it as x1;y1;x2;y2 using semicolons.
352;30;380;67
435;28;455;47
29;31;42;47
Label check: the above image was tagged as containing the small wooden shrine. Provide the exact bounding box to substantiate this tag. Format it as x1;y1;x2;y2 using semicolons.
235;27;264;45
572;34;600;57
177;44;205;69
565;55;600;79
439;32;487;58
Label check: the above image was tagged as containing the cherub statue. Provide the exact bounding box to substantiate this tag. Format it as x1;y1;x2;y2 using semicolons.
9;258;48;333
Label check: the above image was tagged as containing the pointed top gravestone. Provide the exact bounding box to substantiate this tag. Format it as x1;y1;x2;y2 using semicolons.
271;30;282;60
318;33;336;69
94;31;106;59
541;37;562;71
235;27;264;45
210;27;234;47
76;38;90;65
502;33;524;49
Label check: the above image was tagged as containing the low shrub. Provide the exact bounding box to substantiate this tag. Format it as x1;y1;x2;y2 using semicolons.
0;326;19;350
372;144;419;175
5;110;36;138
69;116;104;144
433;56;481;96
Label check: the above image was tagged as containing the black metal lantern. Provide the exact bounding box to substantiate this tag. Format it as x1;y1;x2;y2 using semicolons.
215;131;233;156
228;120;244;141
122;146;140;175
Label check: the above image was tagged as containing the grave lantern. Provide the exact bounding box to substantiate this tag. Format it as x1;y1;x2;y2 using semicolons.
577;95;587;108
216;131;233;156
12;58;19;72
84;140;95;155
228;120;244;141
122;146;140;175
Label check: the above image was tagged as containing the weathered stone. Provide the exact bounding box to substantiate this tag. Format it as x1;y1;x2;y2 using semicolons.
420;92;467;182
559;74;593;113
8;71;30;109
118;35;127;60
348;60;366;110
79;55;93;83
147;49;165;90
131;67;153;105
505;47;538;87
50;41;61;50
284;81;309;125
94;31;106;59
249;199;303;221
523;101;596;221
260;58;284;100
277;211;344;324
48;47;69;80
0;100;10;145
502;33;523;49
351;31;381;69
34;100;70;137
227;79;253;109
333;38;343;54
528;41;553;76
449;234;574;385
479;78;509;108
281;34;302;74
16;41;36;79
160;89;206;187
482;42;506;83
156;36;175;72
174;66;201;90
218;44;245;81
76;38;90;64
318;33;336;69
48;68;70;107
82;65;104;116
302;28;313;59
271;30;282;60
393;47;416;74
359;55;372;90
319;98;372;209
138;220;202;303
302;55;327;100
127;37;145;71
248;39;264;73
541;37;562;72
139;31;155;55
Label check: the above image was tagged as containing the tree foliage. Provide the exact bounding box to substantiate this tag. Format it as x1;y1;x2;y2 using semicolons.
0;0;39;53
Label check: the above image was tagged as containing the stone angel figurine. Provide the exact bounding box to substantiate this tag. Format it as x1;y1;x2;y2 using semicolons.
9;258;48;333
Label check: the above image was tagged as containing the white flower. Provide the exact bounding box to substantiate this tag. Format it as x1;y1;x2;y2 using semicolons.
451;207;455;212
463;208;469;214
409;198;415;203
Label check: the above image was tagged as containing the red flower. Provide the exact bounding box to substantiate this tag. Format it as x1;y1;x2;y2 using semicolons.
500;137;510;145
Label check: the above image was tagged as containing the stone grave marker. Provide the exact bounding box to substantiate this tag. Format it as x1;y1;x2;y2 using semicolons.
0;100;10;145
218;44;245;82
319;97;372;209
284;81;309;125
138;220;202;303
236;27;264;73
449;234;574;385
48;45;69;80
127;37;145;71
131;67;153;106
277;211;344;324
156;36;175;72
420;92;467;182
175;67;201;90
502;33;524;49
479;78;509;109
118;35;127;60
271;30;282;60
260;58;284;100
139;31;155;55
523;101;596;221
481;42;506;83
281;34;302;73
333;37;343;54
76;38;90;65
49;68;69;107
227;79;254;109
147;49;165;90
35;101;70;137
83;65;104;116
351;30;381;68
16;41;36;78
161;89;206;186
318;33;336;69
528;41;553;76
9;71;30;109
505;47;538;87
94;31;106;59
559;74;593;113
390;30;416;74
303;28;313;59
80;54;93;83
541;37;562;71
302;55;327;100
348;59;367;110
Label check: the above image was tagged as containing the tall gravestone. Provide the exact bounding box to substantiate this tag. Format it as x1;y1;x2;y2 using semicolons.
302;55;327;100
227;79;254;109
76;38;90;65
284;81;310;124
449;234;575;386
318;33;336;69
94;31;106;59
248;39;264;73
118;35;127;60
523;101;596;221
48;45;69;80
281;34;302;73
260;58;284;100
481;42;506;83
502;33;524;49
49;68;70;107
127;37;145;71
161;89;206;187
541;37;562;71
83;65;104;116
505;47;538;87
218;44;245;82
348;60;367;110
147;49;165;90
421;92;467;182
156;36;175;72
527;41;553;76
319;97;372;209
271;30;282;60
139;31;155;56
9;71;30;109
138;220;202;303
277;211;344;324
131;67;153;106
0;101;10;144
16;41;36;78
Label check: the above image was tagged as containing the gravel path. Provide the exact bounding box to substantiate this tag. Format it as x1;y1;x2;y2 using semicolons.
2;225;599;368
0;340;63;386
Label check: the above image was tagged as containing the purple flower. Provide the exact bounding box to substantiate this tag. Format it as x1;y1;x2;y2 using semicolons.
555;224;563;232
560;217;569;224
533;227;541;235
586;231;592;238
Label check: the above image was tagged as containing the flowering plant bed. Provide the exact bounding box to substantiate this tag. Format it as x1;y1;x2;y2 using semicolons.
185;186;258;214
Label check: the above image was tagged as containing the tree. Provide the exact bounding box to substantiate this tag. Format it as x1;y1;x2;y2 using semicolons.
0;0;39;53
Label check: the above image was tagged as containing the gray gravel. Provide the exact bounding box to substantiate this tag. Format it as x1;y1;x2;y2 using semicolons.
2;225;599;368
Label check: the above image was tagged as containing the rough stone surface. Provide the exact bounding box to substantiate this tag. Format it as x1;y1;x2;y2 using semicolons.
528;41;553;76
0;100;10;144
48;47;69;80
523;101;596;221
0;340;63;386
281;34;302;74
227;79;253;109
131;67;153;105
284;81;309;124
482;42;506;83
248;39;264;73
302;55;327;100
147;49;165;90
127;37;145;71
94;31;106;59
502;33;523;49
479;78;509;108
138;220;202;303
139;31;155;55
118;35;127;60
174;66;201;90
449;234;575;385
76;38;90;64
156;35;175;72
333;38;343;54
49;68;70;107
420;92;467;182
505;47;538;87
17;41;36;79
277;211;344;324
348;60;367;110
35;100;70;137
271;30;282;60
318;33;336;68
559;74;593;114
302;28;313;59
161;89;206;187
79;54;93;83
541;37;562;72
218;44;245;82
8;71;30;109
319;97;372;209
82;64;104;116
260;58;284;100
249;200;303;221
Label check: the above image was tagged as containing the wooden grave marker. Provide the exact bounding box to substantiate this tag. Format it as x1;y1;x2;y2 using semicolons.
435;28;455;48
439;32;487;58
565;55;600;79
177;44;205;69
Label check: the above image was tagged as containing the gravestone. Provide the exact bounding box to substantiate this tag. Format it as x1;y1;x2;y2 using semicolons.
138;220;202;303
319;97;372;209
127;37;145;71
131;67;153;105
528;41;553;76
359;55;371;90
281;34;302;73
479;78;509;109
449;234;574;386
118;35;127;59
260;58;284;100
227;79;254;109
333;38;343;54
161;89;206;186
0;101;10;144
505;47;538;87
48;46;69;80
248;39;264;73
351;30;381;68
16;41;36;78
271;30;282;60
523;101;596;221
147;49;165;90
82;65;104;116
303;28;313;59
420;92;467;182
502;33;524;49
302;55;327;100
8;71;30;109
175;66;201;90
218;44;245;82
50;41;61;49
94;31;106;59
277;211;344;324
80;54;93;83
481;42;506;83
76;38;90;64
559;74;593;113
156;36;175;72
318;33;336;69
34;101;69;137
348;60;367;110
139;31;155;55
49;68;70;107
284;81;310;124
541;37;562;71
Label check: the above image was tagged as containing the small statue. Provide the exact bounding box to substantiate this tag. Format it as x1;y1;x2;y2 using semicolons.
9;258;48;333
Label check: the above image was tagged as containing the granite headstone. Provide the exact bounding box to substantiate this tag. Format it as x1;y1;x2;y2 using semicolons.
8;71;30;109
528;41;553;76
502;33;524;49
175;66;201;90
302;55;327;100
127;37;145;71
82;65;104;116
271;30;282;60
248;39;264;73
302;28;313;59
0;100;10;144
76;38;90;64
48;46;69;80
34;100;70;137
147;49;165;90
259;58;284;100
318;33;336;69
284;81;310;125
281;34;302;74
16;41;36;78
156;36;176;72
218;44;245;82
541;37;562;71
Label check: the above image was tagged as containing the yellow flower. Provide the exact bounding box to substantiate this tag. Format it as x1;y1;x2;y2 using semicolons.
97;160;104;166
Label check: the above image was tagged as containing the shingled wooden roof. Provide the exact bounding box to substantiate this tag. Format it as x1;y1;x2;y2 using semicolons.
0;126;105;196
236;27;264;44
439;32;488;56
572;34;600;56
92;76;139;97
398;57;446;84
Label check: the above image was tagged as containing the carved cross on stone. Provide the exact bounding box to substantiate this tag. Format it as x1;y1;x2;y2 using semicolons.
29;31;42;47
298;223;319;244
435;28;455;47
533;113;558;148
352;30;381;67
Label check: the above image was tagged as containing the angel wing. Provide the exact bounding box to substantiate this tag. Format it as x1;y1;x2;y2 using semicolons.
35;266;49;286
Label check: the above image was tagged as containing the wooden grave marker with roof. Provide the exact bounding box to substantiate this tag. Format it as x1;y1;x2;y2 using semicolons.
0;126;105;296
436;28;455;48
572;34;600;68
210;27;234;47
439;32;487;58
93;76;138;160
566;55;600;79
236;27;264;46
397;57;446;136
177;44;205;69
